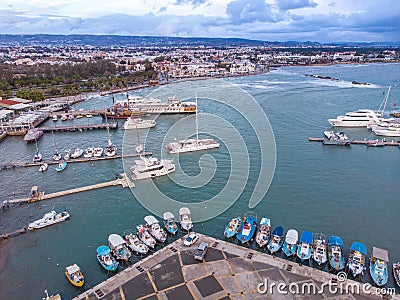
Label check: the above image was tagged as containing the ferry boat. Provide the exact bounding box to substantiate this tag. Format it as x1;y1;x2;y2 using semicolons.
296;231;313;262
130;155;175;180
255;217;271;248
96;245;118;271
108;234;131;261
179;207;193;231
347;241;367;278
163;212;179;235
224;217;242;239
136;224;156;249
312;233;328;265
23;129;43;143
267;226;284;254
327;236;345;271
123;117;156;130
369;247;389;286
282;229;298;257
124;231;149;255
28;209;70;230
65;264;84;287
144;215;167;243
236;212;257;244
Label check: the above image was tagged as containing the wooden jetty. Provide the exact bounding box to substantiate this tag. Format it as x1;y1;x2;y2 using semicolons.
39;122;118;133
309;137;400;146
2;173;134;206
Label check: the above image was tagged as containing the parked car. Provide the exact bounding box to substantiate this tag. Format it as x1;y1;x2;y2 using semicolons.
194;242;208;261
183;233;199;246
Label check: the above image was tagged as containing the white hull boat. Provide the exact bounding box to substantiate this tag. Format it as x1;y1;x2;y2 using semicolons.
38;163;48;172
123;117;156;129
124;232;149;255
144;215;167;243
179;207;193;231
71;148;84;159
136;224;156;249
131;156;175;180
84;147;94;158
93;147;103;157
28;210;70;230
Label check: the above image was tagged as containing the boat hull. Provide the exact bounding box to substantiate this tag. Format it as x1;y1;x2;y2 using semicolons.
282;242;297;257
65;271;84;287
96;255;118;271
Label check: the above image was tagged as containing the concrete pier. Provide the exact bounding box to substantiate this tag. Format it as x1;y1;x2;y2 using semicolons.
309;137;400;146
75;233;386;300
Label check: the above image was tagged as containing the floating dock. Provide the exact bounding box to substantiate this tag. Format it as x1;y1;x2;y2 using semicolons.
75;233;384;300
309;137;400;146
38;122;118;133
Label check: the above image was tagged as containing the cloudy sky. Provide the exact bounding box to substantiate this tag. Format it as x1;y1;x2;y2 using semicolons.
0;0;399;42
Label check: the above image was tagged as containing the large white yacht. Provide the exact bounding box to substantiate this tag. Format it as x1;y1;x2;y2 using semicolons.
130;156;175;180
328;109;383;127
115;96;196;114
123;117;156;130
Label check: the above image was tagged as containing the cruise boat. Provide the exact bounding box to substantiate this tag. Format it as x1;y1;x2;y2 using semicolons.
96;245;118;271
130;156;175;180
65;264;84;287
179;207;193;231
144;215;167;243
312;233;328;265
328;236;345;271
347;241;367;278
163;212;179;235
369;247;389;286
124;231;149;255
23;129;43;143
136;224;156;249
282;229;298;257
296;231;313;262
28;209;70;230
71;148;84;158
236;212;257;244
328;109;383;127
224;217;242;239
267;226;284;254
123;117;156;130
108;234;131;261
255;217;271;248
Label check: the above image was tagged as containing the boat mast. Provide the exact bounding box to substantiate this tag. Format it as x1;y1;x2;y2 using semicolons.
379;85;391;113
195;93;199;141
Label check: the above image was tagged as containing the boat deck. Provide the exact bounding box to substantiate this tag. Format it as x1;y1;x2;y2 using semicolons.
74;233;382;300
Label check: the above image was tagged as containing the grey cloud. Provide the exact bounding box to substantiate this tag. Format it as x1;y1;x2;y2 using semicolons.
276;0;317;11
226;0;284;24
174;0;208;7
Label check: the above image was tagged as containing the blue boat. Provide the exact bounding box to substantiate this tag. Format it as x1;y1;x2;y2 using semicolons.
369;247;389;286
96;245;119;272
296;231;313;262
236;212;257;244
282;229;298;257
327;236;345;271
55;161;67;172
267;226;284;254
347;242;367;278
224;216;242;239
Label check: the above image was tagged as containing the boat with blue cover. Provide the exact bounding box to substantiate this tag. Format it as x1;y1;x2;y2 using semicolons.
369;247;389;286
267;226;284;254
296;231;313;262
236;212;257;244
224;217;242;239
328;236;345;271
55;161;67;172
96;245;118;272
282;229;298;257
163;212;178;235
255;217;271;248
347;241;367;278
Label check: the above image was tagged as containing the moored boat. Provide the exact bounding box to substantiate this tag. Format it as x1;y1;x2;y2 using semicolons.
96;245;118;271
130;155;175;180
296;231;313;262
347;241;367;278
28;209;70;230
65;264;84;287
108;234;131;261
52;115;58;121
144;215;167;243
71;148;84;158
282;229;298;257
236;212;257;244
93;147;103;157
163;212;178;235
327;236;345;271
53;150;62;161
33;151;43;162
136;224;156;249
124;231;149;255
23;128;43;143
83;147;94;158
369;247;389;286
393;262;400;287
104;140;117;157
323;131;350;146
365;139;385;147
312;233;328;265
267;226;284;254
255;217;271;248
123;117;156;130
179;207;193;231
38;163;48;172
55;161;67;172
64;149;71;160
224;216;242;239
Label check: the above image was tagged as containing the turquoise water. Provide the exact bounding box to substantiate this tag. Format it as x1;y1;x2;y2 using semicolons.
0;63;399;299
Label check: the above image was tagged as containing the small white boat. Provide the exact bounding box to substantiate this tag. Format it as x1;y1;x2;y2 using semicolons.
86;114;93;118
64;149;71;160
124;232;149;255
28;210;70;230
144;215;167;243
52;115;58;121
123;117;156;130
71;148;84;159
38;163;48;172
130;155;175;180
93;147;103;157
108;234;131;261
53;150;62;161
83;147;94;158
33;151;42;163
373;127;400;137
61;114;68;121
179;207;193;231
136;224;156;249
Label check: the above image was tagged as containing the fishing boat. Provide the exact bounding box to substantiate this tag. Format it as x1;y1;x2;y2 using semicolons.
144;215;167;243
347;241;367;278
108;234;131;261
71;148;84;158
267;226;284;254
163;212;179;235
23;128;43;143
65;264;84;287
365;139;385;147
282;229;298;257
123;117;156;130
33;150;43;163
179;207;193;231
83;147;94;158
96;245;118;272
369;247;389;286
123;231;149;255
224;217;242;239
64;149;71;160
236;212;257;244
136;224;156;249
130;155;175;180
55;161;67;172
393;262;400;287
296;231;313;262
28;209;70;230
38;163;48;172
312;233;328;265
93;147;103;157
255;217;271;248
327;236;345;271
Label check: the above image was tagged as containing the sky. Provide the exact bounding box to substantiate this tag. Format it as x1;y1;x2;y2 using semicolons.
0;0;399;42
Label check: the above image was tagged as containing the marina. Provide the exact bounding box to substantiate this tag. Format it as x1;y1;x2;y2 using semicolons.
308;137;400;146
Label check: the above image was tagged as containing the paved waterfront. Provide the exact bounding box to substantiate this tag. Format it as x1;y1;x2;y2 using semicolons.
75;234;384;300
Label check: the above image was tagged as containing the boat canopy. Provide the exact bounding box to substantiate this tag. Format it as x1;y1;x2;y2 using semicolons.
97;245;111;255
300;231;313;244
144;215;159;225
66;264;80;275
271;226;284;237
285;229;298;244
350;242;367;255
259;218;271;226
328;236;343;246
108;234;125;247
163;212;175;220
372;247;389;261
179;207;191;215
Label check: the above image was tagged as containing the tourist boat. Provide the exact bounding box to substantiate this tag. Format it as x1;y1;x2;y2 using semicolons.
55;161;67;172
93;147;103;157
84;147;94;158
108;234;131;261
347;241;367;278
369;247;389;286
393;262;400;287
65;264;84;287
130;155;175;180
52;115;58;121
312;233;328;265
23;129;43;143
144;215;167;243
33;151;43;163
296;231;313;262
328;109;384;127
163;212;179;235
282;229;298;257
267;226;284;254
123;117;156;130
53;150;62;161
28;209;70;230
124;231;149;255
373;127;400;137
236;212;257;244
38;163;48;172
179;207;193;231
224;217;242;239
71;148;84;158
96;245;119;271
255;217;271;248
136;224;156;249
64;149;71;160
327;236;345;271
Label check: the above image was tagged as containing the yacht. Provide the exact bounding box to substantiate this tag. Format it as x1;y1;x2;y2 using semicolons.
123;117;156;130
28;210;70;230
373;127;400;137
130;156;175;180
328;109;383;127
